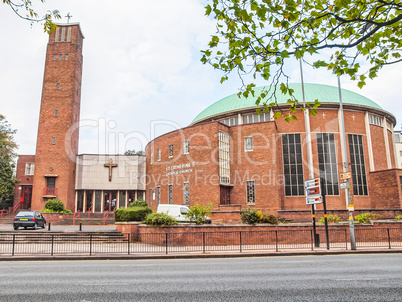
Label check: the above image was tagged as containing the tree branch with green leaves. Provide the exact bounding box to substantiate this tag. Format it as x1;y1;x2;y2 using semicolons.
201;0;402;121
2;0;60;33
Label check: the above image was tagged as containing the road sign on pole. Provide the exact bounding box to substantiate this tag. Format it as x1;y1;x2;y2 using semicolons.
305;178;322;205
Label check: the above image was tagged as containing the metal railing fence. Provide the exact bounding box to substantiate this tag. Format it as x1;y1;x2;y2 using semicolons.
0;228;400;256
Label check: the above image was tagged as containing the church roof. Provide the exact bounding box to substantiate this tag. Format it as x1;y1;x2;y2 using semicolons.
191;83;383;124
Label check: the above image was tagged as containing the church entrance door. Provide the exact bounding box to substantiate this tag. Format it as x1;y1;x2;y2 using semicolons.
21;185;32;209
104;191;117;212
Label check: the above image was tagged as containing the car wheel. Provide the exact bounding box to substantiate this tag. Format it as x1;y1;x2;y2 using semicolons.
14;226;18;230
24;227;27;230
41;223;45;229
33;223;37;230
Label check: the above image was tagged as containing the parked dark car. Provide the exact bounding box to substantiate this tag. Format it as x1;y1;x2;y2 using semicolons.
13;211;46;230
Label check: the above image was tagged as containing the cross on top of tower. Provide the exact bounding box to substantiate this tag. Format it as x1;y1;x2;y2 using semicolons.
66;12;73;23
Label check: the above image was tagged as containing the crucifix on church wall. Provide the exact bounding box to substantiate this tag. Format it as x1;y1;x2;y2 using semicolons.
104;159;118;182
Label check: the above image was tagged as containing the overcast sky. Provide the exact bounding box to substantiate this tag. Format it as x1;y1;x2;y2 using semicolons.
1;0;401;156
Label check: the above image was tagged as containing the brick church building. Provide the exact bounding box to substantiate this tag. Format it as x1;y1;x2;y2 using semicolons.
13;23;146;213
146;84;402;221
12;23;402;221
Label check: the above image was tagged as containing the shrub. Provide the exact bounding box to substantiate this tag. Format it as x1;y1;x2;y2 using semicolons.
240;208;262;225
260;214;279;224
143;212;178;226
129;199;148;208
44;199;65;212
115;206;152;222
185;203;213;224
354;212;383;223
395;215;402;220
318;215;341;223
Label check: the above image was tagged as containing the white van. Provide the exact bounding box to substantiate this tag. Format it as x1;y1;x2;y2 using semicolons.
156;204;211;223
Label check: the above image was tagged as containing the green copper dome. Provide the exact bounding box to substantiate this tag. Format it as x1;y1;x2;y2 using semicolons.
191;83;383;124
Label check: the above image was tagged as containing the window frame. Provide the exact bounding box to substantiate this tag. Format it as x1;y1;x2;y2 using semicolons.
246;180;256;204
183;140;190;155
244;137;253;151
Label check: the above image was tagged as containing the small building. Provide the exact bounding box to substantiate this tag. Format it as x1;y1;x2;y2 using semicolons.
75;154;146;213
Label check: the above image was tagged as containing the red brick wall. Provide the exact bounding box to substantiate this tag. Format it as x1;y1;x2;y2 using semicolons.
368;169;402;208
32;24;84;211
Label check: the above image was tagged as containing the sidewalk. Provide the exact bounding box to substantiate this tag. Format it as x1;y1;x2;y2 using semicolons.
0;224;117;233
1;247;401;261
1;223;401;261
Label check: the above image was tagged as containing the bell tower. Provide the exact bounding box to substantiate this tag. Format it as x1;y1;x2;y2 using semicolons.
31;23;84;210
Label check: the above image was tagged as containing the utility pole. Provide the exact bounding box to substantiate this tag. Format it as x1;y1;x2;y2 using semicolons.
337;77;356;250
300;60;318;247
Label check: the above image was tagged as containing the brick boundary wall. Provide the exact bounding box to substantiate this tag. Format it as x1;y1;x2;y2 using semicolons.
116;221;402;246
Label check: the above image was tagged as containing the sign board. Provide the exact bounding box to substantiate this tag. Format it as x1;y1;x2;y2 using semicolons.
348;204;355;211
305;178;322;205
305;178;320;189
340;172;351;180
306;195;322;205
339;182;348;190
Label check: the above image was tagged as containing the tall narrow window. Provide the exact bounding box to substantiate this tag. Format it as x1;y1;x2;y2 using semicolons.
52;136;56;145
168;144;173;157
399;176;402;192
168;184;173;204
65;54;69;61
219;132;230;184
61;27;66;42
54;109;58;117
53;54;57;61
246;180;255;204
156;186;161;205
150;151;153;164
245;137;253;151
183;182;190;205
183;140;190;155
59;54;62;61
317;133;339;195
348;134;368;195
67;27;72;42
282;134;304;196
56;83;60;90
46;177;56;188
157;148;161;161
25;163;35;176
149;188;152;207
54;28;59;42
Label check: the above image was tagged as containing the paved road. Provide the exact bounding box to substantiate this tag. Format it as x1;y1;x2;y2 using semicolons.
0;254;401;301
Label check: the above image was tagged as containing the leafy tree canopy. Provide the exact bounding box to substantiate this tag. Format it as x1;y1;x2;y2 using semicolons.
2;0;61;33
125;150;145;155
0;115;18;209
202;0;402;121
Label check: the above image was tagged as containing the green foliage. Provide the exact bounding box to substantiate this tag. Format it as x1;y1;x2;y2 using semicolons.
115;206;152;222
395;215;402;220
142;212;178;226
124;150;145;155
240;208;262;225
44;198;65;212
354;212;383;223
0;115;18;209
185;203;213;224
260;213;279;225
40;208;72;214
203;0;402;120
128;199;148;208
318;215;341;223
2;0;61;33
